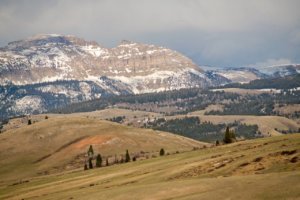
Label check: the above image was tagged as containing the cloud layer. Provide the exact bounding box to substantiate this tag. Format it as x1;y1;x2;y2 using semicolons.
0;0;299;68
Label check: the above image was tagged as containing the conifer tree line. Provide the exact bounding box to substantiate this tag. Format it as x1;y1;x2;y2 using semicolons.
84;145;131;170
84;145;167;170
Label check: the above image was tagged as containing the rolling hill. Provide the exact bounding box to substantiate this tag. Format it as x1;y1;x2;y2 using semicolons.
0;134;299;200
0;116;206;182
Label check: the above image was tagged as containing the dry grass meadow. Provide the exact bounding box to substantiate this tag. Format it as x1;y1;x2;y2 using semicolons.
0;134;299;200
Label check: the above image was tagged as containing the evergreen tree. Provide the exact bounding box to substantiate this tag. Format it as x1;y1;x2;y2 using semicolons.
96;154;102;167
223;126;232;144
230;130;236;141
84;163;88;170
159;148;165;156
87;145;94;158
106;157;109;166
88;158;93;169
125;150;130;162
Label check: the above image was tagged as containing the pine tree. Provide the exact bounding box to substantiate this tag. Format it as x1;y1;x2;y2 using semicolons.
87;145;94;158
96;154;102;167
125;150;130;162
106;157;109;166
223;126;232;144
159;148;165;156
230;130;236;141
88;158;93;169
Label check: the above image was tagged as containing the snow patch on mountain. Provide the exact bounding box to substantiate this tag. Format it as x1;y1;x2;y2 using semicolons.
258;64;300;77
81;45;108;57
12;96;46;114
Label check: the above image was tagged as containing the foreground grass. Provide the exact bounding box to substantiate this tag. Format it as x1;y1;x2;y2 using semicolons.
1;134;300;200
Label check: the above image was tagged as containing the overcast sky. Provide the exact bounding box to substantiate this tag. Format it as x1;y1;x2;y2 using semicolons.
0;0;299;68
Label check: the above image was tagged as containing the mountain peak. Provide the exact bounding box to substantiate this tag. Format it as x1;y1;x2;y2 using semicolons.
0;34;207;90
118;40;137;46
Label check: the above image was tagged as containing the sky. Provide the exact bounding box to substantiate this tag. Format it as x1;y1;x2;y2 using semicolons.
0;0;300;68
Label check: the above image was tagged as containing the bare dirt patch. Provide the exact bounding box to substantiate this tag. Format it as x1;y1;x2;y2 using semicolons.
71;135;114;149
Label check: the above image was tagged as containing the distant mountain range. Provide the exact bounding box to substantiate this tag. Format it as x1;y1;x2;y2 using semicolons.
0;34;299;119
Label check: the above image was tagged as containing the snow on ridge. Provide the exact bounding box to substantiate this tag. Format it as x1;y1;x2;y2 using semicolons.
109;68;205;94
36;82;93;100
40;74;70;83
213;70;259;83
12;95;46;114
118;43;138;48
81;45;108;57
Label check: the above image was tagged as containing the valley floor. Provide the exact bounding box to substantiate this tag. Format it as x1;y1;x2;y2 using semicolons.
1;134;299;200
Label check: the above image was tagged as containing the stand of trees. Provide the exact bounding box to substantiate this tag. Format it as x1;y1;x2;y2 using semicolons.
84;146;155;170
83;145;171;171
148;117;260;142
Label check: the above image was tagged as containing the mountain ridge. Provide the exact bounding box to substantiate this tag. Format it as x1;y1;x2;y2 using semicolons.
0;34;209;90
1;34;300;120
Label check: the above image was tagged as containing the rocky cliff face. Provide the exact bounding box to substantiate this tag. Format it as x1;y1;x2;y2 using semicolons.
0;34;218;119
0;34;212;94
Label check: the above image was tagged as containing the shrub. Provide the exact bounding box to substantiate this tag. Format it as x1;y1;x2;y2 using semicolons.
88;158;93;169
28;119;32;125
84;163;88;170
96;154;102;167
159;148;165;156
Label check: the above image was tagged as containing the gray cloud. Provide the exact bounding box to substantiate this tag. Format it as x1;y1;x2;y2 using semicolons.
0;0;299;67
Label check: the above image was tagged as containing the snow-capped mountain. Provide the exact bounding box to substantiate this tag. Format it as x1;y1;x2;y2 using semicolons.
207;68;268;83
258;64;300;78
2;34;298;119
0;34;218;119
0;34;213;93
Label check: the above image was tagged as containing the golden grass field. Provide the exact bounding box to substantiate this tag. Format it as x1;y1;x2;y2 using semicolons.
1;107;300;199
0;134;299;200
0;116;206;182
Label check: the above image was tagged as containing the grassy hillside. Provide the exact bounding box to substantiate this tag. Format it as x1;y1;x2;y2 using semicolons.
186;112;299;136
3;108;298;139
0;134;299;200
0;116;206;181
